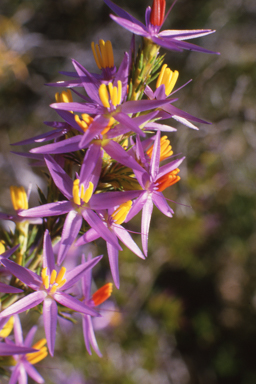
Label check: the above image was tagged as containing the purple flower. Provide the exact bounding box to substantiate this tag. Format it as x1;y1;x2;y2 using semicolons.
0;230;102;356
19;153;142;264
50;58;173;148
5;315;47;384
104;0;218;54
126;131;184;256
76;201;144;288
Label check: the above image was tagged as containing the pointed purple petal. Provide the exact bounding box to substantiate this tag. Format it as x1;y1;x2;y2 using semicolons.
152;192;174;217
113;225;145;259
90;190;142;210
110;14;148;36
43;230;55;273
14;314;23;345
104;140;144;172
141;196;154;256
23;361;44;383
54;292;98;316
0;259;41;290
31;136;81;154
150;131;161;181
0;244;20;260
104;0;146;28
76;229;100;246
44;155;73;199
19;201;72;218
11;129;65;146
51;102;100;115
80;144;101;184
63;255;102;291
121;98;173;114
85;314;102;357
125;192;147;222
0;282;23;293
57;210;83;265
0;343;37;355
72;59;101;103
158;157;185;179
82;210;121;250
0;291;46;319
82;315;92;355
43;298;57;356
159;29;215;39
106;242;120;289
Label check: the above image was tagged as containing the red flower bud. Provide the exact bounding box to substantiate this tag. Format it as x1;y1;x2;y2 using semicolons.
150;0;166;26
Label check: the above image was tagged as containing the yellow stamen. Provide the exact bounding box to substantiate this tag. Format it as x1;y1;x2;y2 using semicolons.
92;283;113;306
0;241;5;254
157;168;180;192
156;64;179;96
91;40;114;69
91;42;102;70
26;339;48;365
99;40;107;68
55;90;73;103
106;40;114;68
0;316;14;338
111;86;118;107
111;201;132;225
50;269;57;285
82;181;94;204
73;179;81;205
108;82;113;99
10;186;28;211
55;267;66;285
117;80;122;105
41;267;49;289
101;116;115;135
99;83;110;108
146;136;173;162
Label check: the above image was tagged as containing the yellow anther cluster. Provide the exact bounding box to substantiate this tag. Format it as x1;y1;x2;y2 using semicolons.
147;135;173;162
10;186;28;211
0;316;14;338
156;64;179;96
55;89;73;103
74;114;94;132
92;283;113;306
72;180;94;206
26;338;48;365
41;267;66;294
0;240;5;254
99;81;122;109
91;40;114;70
112;200;132;225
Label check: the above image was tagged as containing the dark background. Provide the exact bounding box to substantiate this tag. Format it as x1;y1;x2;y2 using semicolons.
0;0;256;383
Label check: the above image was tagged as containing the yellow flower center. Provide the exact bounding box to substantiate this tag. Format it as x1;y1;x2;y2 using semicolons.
26;338;48;365
91;39;114;70
111;201;132;225
92;283;113;306
72;180;94;206
157;168;180;192
0;316;14;338
10;186;28;211
99;81;122;109
74;114;94;132
41;267;66;294
146;135;173;162
156;64;179;96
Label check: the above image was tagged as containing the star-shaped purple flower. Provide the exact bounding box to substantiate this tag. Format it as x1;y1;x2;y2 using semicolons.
0;230;102;356
104;0;218;54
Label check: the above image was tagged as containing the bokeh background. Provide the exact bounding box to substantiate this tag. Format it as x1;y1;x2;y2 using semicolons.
0;0;256;383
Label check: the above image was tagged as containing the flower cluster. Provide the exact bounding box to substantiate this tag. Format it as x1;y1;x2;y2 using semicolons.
0;0;217;382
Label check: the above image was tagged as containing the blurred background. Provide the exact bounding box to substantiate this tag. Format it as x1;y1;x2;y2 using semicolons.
0;0;256;383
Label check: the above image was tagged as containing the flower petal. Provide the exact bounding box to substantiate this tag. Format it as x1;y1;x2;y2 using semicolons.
54;292;98;316
43;298;57;356
107;242;120;289
0;291;46;319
